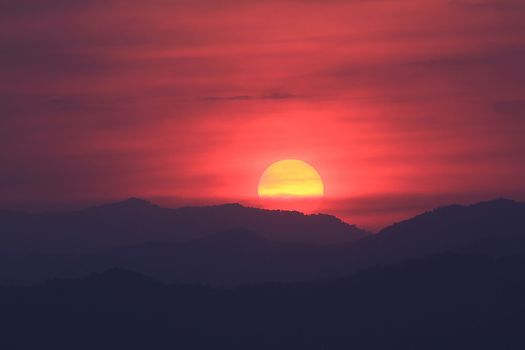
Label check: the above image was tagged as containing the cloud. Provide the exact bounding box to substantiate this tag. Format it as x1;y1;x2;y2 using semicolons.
450;0;525;11
204;92;299;101
1;0;524;222
204;95;254;101
331;46;525;87
262;92;298;100
493;100;525;118
0;0;102;16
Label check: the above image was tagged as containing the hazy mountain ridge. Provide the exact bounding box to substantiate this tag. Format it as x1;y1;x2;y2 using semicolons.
0;229;343;286
2;253;525;349
371;198;525;256
1;198;525;286
0;198;370;255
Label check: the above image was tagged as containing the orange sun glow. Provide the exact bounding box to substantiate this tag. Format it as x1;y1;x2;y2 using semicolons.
258;159;325;199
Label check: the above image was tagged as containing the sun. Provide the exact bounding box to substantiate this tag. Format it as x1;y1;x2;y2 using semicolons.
258;159;324;198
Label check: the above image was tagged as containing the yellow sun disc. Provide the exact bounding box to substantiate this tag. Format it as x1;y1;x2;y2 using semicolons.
258;159;324;198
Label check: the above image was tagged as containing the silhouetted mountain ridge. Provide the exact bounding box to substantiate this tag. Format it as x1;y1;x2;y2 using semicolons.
85;197;161;213
375;198;525;249
1;198;525;286
190;228;271;245
0;198;369;255
83;267;159;285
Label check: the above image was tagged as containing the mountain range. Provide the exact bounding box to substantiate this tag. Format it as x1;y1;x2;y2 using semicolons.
2;253;525;350
0;198;368;254
1;198;524;286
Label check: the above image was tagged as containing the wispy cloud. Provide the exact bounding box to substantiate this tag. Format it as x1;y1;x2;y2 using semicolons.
204;92;299;101
1;0;524;227
450;0;525;11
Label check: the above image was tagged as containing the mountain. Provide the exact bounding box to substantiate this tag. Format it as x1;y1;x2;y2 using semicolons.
1;198;525;286
369;198;525;259
0;198;370;254
308;198;525;276
2;254;525;350
0;229;344;285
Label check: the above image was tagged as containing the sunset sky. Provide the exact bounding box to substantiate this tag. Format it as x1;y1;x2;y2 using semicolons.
1;0;524;230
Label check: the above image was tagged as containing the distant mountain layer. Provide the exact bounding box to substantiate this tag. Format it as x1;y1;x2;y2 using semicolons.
2;254;525;350
1;198;525;286
0;198;370;254
373;198;525;258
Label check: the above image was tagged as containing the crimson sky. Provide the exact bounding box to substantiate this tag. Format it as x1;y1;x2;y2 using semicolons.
1;0;524;230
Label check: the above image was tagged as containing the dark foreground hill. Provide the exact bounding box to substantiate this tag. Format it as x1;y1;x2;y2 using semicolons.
1;254;525;350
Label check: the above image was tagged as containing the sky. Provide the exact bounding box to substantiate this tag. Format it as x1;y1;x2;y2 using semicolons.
1;0;524;230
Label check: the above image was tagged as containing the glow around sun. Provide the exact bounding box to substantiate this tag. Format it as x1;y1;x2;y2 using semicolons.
258;159;325;198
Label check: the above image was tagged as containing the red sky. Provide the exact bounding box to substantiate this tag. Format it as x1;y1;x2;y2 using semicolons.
1;0;525;230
